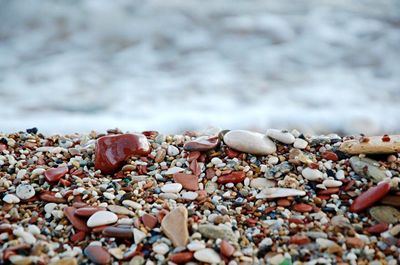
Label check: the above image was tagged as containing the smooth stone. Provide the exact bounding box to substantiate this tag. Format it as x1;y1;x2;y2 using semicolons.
350;156;388;183
16;184;35;200
161;183;182;193
266;129;295;144
182;191;198;200
13;228;36;245
63;207;90;232
205;181;218;194
167;145;180;156
84;245;111;265
220;240;235;257
159;193;179;200
217;171;246;184
153;243;169;255
302;168;323;181
369;206;400;224
122;200;142;210
223;130;276;155
256;188;306;199
194;248;221;264
198;224;237;242
133;228;146;244
187;240;206;251
44;166;68;183
49;258;78;265
183;136;219;152
380;195;400;207
102;227;133;239
163;167;185;175
161;206;189;247
87;211;118;228
95;133;150;174
293;203;313;212
340;135;400;154
316;238;338;249
3;194;20;204
74;207;106;217
173;173;199;191
169;252;194;264
366;223;389;234
250;178;275;189
107;205;134;216
323;179;342;188
350;182;391;213
293;138;308;149
141;214;158;229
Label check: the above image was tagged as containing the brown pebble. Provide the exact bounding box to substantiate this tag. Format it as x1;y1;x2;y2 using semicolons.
220;240;235;257
142;214;158;229
84;245;111;265
102;226;133;239
346;237;364;248
74;207;106;218
63;207;90;232
293;203;313;213
169;252;194;264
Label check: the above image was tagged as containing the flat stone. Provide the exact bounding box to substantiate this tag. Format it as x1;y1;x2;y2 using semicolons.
181;191;198;200
3;194;20;204
183;136;219;152
346;237;364;248
340;135;400;154
217;171;246;184
223;130;276;155
142;214;158;229
293;203;313;212
161;206;189;247
302;168;323;181
107;205;134;216
167;145;180;156
63;207;90;232
369;206;400;224
95;133;150;175
293;138;308;149
321;151;339;161
316;238;339;249
380;195;400;207
163;167;185;175
16;184;35;200
133;228;146;244
366;223;389;234
173;173;199;191
194;248;221;264
256;188;306;199
161;183;182;193
153;243;169;255
198;224;237;242
122;200;142;210
102;226;133;239
250;178;276;189
169;252;194;264
87;211;118;228
187;240;206;251
84;245;111;265
323;179;342;188
220;240;235;257
44;166;68;183
349;156;388;183
350;182;391;213
266;129;295;144
74;207;106;217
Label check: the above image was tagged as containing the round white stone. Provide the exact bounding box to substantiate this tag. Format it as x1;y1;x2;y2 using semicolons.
322;179;342;188
3;194;20;204
266;129;295;144
302;168;323;181
223;130;276;155
187;240;206;251
153;243;169;255
211;157;223;165
161;183;182;193
103;192;115;200
256;188;306;199
194;248;221;263
182;191;198;200
167;145;180;156
16;184;35;200
87;211;118;227
163;167;185;175
293;138;308;149
122;200;142;209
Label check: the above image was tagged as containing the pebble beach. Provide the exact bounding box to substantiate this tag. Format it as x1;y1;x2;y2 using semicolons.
1;128;400;264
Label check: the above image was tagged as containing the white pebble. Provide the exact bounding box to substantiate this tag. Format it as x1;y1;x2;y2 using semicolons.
266;129;295;144
161;183;182;193
336;170;345;180
182;191;198;200
16;184;35;200
187;240;206;251
268;156;279;165
163;167;185;175
167;145;180;156
323;179;342;188
194;248;221;263
87;211;118;227
302;168;323;181
133;228;146;244
3;194;20;204
103;192;115;200
27;225;41;235
122;200;142;210
293;138;308;149
153;243;169;255
211;157;223;165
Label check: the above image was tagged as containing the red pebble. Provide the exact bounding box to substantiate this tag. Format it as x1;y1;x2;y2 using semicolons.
187;151;201;162
173;173;199;191
71;231;86;243
288;218;305;224
346;237;364;248
382;134;391;142
142;214;158;229
220;240;235;257
350;182;391;213
321;151;338;161
293;203;313;213
74;207;106;218
217;171;246;184
169;252;194;264
225;148;240;158
183;136;219;152
277;199;291;207
95;133;151;175
289;235;311;245
366;223;389;234
39;191;66;203
318;187;340;195
84;245;111;265
190;159;201;176
44;166;68;183
63;207;90;232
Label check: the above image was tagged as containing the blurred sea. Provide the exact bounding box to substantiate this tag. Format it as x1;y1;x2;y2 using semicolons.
0;0;400;135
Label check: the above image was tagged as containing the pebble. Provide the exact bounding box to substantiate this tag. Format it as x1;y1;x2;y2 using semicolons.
3;194;20;204
13;228;36;245
107;205;133;216
340;135;400;154
122;200;142;210
293;203;313;212
187;241;206;251
133;228;146;244
198;224;237;242
220;240;235;257
266;129;295;144
250;178;275;189
223;130;276;155
161;206;189;247
84;245;111;265
350;156;387;183
102;227;133;239
95;133;150;174
163;166;185;175
182;191;198;200
169;252;194;264
142;214;158;229
217;171;246;184
293;138;308;149
366;223;389;234
63;207;90;232
173;173;199;191
322;179;342;188
369;206;400;224
161;183;182;193
183;136;219;152
153;243;169;255
74;207;106;217
167;145;180;156
194;248;221;264
87;211;118;228
15;184;35;200
257;188;306;199
350;182;391;213
302;168;323;181
44;166;68;183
